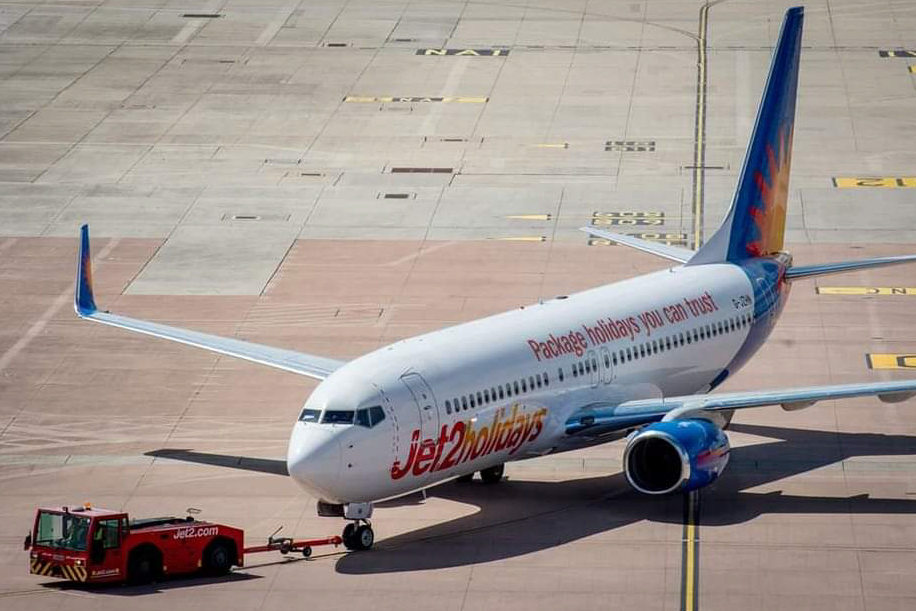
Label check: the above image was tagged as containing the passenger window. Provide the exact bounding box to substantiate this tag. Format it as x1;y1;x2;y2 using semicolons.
521;379;527;392
666;337;672;350
639;345;645;357
535;374;542;388
558;367;564;382
591;357;598;370
499;386;505;399
470;395;476;408
544;372;549;386
626;348;632;361
571;365;578;378
369;406;385;425
484;389;490;403
445;400;451;415
612;352;618;365
604;353;610;368
584;360;590;373
356;409;371;427
477;392;483;405
514;381;520;394
578;362;585;375
462;396;468;410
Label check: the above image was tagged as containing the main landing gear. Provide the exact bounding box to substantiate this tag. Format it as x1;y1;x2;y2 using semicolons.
456;463;505;484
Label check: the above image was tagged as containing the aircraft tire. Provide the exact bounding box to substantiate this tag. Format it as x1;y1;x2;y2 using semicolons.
479;464;504;484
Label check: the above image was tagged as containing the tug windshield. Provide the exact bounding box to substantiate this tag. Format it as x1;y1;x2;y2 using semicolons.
35;511;91;551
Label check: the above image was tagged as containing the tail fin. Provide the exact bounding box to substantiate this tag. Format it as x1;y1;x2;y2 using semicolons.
687;7;803;266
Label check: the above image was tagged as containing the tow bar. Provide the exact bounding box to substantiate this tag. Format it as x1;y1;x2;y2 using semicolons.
243;527;343;559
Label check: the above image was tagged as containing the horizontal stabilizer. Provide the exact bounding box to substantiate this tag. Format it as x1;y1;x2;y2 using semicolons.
74;225;345;380
579;226;693;264
785;254;916;280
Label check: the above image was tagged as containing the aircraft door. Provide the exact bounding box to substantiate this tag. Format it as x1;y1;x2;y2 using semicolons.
599;346;615;385
587;350;600;388
400;372;440;440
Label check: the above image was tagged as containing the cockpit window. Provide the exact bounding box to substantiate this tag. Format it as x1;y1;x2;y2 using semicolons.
355;409;371;427
369;406;385;426
355;406;386;428
299;409;321;423
322;410;355;424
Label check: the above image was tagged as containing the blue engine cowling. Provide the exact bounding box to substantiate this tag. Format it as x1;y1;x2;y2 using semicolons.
623;418;730;494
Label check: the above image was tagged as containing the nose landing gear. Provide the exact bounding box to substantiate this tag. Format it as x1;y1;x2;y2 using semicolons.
342;521;374;551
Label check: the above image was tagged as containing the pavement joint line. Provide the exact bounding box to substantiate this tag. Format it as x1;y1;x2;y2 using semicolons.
0;238;120;374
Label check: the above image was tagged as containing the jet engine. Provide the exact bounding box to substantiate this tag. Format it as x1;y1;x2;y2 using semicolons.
623;419;730;495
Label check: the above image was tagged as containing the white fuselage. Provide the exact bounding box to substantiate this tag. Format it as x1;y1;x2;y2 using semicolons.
286;263;767;504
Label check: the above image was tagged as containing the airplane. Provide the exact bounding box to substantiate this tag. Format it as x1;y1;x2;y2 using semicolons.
73;6;916;552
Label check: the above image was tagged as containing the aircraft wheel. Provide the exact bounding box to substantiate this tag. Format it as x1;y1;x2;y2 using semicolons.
479;464;504;484
342;523;357;550
354;524;374;551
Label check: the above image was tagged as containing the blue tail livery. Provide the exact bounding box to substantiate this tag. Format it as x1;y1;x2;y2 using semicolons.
688;7;803;265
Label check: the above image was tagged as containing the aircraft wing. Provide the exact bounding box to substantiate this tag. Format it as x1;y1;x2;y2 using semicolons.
75;225;345;380
566;380;916;435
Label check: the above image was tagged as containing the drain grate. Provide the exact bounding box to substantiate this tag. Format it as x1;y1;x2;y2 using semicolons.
222;214;292;222
379;192;415;199
389;167;453;174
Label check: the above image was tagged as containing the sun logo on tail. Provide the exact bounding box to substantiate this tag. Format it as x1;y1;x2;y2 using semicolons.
747;126;792;257
82;249;92;289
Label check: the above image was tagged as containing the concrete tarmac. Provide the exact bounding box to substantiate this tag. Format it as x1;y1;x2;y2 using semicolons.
2;1;916;610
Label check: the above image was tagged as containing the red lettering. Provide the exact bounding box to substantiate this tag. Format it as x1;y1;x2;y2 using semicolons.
527;339;543;361
391;430;420;480
412;439;437;476
437;422;466;471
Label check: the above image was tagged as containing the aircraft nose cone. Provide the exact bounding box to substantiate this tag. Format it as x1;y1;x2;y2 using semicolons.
286;424;342;501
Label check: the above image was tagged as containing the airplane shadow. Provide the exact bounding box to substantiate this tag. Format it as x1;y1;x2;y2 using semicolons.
145;422;916;575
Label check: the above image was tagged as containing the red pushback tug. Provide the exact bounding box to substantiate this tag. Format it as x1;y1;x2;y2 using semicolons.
25;504;341;584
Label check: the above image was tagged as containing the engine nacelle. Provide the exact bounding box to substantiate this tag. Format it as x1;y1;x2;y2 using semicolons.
623;419;730;495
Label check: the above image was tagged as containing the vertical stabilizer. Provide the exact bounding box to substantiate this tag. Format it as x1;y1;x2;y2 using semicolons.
687;7;803;265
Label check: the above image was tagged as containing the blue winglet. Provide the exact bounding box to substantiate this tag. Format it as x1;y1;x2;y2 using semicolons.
75;224;97;316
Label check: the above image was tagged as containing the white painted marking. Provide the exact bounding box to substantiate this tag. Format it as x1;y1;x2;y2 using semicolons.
256;3;298;46
383;241;456;266
419;58;470;135
0;239;120;373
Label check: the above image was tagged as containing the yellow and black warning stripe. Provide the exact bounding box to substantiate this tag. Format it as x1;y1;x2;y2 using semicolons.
867;353;916;370
832;176;916;188
30;559;87;581
817;287;916;296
